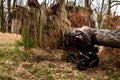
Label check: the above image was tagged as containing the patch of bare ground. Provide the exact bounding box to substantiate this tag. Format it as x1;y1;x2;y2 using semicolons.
0;32;21;44
0;32;21;49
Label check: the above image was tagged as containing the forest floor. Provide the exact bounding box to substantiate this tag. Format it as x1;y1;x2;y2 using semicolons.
0;32;120;80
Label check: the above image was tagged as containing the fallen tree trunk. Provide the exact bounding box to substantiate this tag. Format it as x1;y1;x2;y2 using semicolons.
92;29;120;48
65;26;120;49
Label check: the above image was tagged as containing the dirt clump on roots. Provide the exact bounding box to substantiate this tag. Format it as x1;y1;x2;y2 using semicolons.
66;6;95;28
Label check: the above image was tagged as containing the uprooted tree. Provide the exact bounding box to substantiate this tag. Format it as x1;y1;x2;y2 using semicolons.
11;0;71;49
10;0;120;50
11;0;95;49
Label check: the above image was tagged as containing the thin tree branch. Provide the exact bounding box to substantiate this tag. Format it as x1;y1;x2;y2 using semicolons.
111;3;120;8
111;0;120;3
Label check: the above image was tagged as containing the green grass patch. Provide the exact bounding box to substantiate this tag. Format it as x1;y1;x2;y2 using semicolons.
95;77;103;80
0;75;13;80
106;71;118;80
31;66;54;79
48;63;56;68
22;27;36;49
0;46;33;63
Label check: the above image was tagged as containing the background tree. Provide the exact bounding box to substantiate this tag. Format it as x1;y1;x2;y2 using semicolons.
7;0;11;32
107;0;120;15
85;0;90;7
96;0;105;28
12;0;17;7
1;0;5;32
93;0;120;28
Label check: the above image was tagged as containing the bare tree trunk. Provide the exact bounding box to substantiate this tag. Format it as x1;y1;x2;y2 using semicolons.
13;0;17;7
66;0;69;4
7;0;11;32
84;0;90;8
44;0;47;8
52;0;56;5
97;0;104;28
74;0;76;6
1;0;5;32
107;0;111;15
93;29;120;48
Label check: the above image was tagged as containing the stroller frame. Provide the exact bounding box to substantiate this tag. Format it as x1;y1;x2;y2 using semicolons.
64;32;99;70
66;48;99;70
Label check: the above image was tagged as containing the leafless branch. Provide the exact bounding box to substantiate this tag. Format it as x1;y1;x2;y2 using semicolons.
111;0;120;3
111;2;120;8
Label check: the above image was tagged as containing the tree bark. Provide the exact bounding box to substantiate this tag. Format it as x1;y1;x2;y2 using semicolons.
66;0;68;4
7;0;11;32
74;0;76;6
97;0;104;28
84;0;90;8
92;29;120;48
107;0;111;15
1;0;5;32
12;0;17;7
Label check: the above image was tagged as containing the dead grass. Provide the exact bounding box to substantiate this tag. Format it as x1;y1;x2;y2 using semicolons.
0;32;21;50
0;32;21;44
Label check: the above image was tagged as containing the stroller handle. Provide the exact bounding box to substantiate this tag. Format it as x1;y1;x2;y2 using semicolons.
64;32;81;37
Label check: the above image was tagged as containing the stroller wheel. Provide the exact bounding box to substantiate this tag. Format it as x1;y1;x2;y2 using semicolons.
89;56;99;68
77;59;89;70
66;54;76;62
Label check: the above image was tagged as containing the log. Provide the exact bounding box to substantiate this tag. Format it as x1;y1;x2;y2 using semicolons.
93;29;120;48
65;26;120;49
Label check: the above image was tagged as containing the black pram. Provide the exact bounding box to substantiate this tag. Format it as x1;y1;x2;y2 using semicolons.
64;29;99;70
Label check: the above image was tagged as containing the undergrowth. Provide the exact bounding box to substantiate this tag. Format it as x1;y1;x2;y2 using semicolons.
17;27;36;52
